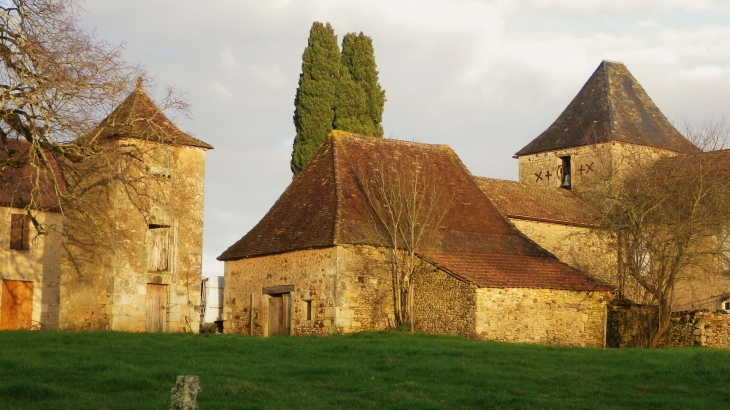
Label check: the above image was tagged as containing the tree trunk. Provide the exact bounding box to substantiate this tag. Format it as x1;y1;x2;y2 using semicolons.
650;297;672;348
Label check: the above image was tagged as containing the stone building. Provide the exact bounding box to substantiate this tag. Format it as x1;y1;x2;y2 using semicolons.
0;139;63;330
0;81;212;332
478;60;730;312
219;132;613;346
59;81;213;332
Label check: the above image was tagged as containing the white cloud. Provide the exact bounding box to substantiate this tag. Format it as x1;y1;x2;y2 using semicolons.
209;81;233;101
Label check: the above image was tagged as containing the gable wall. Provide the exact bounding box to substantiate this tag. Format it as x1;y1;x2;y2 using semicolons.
509;219;615;288
0;208;63;329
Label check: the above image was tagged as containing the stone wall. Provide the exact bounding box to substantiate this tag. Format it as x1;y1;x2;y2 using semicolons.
518;142;678;195
224;244;478;337
413;266;476;336
223;247;340;336
0;208;63;330
662;311;730;348
475;287;610;347
61;140;206;332
510;219;614;285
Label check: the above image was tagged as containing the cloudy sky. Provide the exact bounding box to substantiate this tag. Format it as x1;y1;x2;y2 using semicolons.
79;0;730;276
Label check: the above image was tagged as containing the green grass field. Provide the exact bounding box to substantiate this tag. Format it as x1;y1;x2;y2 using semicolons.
0;330;728;409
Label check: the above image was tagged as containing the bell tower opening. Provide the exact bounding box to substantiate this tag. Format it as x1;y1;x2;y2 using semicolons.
560;156;571;189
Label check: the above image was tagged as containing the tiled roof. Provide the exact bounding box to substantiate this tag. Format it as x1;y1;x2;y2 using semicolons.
0;138;62;211
80;82;213;150
657;149;730;177
516;60;698;156
474;177;599;227
422;252;613;292
219;132;612;292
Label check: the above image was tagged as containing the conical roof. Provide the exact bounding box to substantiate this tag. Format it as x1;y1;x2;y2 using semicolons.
516;60;697;156
218;132;611;292
82;79;212;149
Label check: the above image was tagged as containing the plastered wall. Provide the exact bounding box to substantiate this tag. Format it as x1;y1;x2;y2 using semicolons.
0;208;63;329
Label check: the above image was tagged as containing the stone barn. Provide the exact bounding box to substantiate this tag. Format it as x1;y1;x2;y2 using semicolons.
219;132;612;346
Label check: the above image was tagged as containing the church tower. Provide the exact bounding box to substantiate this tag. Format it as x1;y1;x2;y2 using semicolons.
515;60;697;194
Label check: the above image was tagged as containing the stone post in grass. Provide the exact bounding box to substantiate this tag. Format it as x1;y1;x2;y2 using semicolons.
171;375;200;410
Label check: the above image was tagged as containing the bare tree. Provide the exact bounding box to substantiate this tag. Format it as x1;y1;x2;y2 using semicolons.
355;153;451;330
0;0;143;217
584;119;730;347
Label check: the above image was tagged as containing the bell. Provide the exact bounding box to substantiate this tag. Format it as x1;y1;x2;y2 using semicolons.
561;174;571;188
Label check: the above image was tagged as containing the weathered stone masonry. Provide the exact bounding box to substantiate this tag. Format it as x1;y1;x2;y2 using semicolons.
476;288;609;347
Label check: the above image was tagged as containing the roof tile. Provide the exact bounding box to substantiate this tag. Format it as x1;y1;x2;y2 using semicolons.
81;85;213;149
219;133;611;292
475;177;599;226
516;60;698;156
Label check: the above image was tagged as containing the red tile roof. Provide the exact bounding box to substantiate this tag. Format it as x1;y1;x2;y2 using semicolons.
0;138;62;211
516;61;698;156
219;132;611;292
422;252;613;291
81;84;213;150
474;177;599;227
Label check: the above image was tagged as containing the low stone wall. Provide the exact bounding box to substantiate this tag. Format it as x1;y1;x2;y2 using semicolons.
475;288;610;347
662;311;730;348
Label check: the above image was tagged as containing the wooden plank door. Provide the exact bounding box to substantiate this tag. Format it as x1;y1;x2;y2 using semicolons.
146;284;167;332
1;280;33;330
268;294;291;336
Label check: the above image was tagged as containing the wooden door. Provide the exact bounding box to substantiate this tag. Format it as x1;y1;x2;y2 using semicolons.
1;280;33;330
268;293;290;336
146;284;167;332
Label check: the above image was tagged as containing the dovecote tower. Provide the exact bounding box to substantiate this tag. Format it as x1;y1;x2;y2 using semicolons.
515;60;697;193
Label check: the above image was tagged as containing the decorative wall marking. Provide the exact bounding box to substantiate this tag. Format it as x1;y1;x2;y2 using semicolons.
545;171;552;181
534;171;543;182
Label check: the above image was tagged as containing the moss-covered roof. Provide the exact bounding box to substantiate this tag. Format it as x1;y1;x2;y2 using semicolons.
219;133;610;292
81;81;213;149
516;60;698;156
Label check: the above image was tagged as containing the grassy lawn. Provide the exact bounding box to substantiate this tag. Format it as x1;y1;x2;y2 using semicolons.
0;331;728;409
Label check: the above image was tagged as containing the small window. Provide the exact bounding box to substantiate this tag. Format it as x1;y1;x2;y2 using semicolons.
723;301;730;311
305;300;312;321
147;224;170;272
10;214;30;250
559;156;571;189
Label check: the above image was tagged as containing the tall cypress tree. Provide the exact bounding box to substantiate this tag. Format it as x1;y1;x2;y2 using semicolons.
291;22;340;176
333;61;373;136
340;32;386;138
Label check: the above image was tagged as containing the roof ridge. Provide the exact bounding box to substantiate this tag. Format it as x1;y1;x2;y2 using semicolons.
331;136;342;244
604;61;616;137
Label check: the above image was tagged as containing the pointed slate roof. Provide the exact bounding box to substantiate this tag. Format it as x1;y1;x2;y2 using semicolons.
219;132;611;292
82;79;212;149
516;60;698;156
